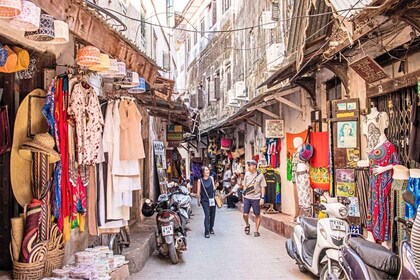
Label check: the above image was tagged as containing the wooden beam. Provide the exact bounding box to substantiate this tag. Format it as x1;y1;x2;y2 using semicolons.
275;96;303;112
256;107;280;119
247;99;278;112
264;87;300;102
247;118;261;127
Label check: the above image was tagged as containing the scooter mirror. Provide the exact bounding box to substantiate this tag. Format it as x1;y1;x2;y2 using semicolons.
314;188;324;197
145;199;151;204
402;190;416;207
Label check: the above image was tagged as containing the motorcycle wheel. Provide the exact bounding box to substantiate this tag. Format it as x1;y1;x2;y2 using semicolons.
319;261;345;280
168;242;179;264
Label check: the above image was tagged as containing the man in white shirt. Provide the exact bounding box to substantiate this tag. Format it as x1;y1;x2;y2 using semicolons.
226;177;240;208
222;164;232;188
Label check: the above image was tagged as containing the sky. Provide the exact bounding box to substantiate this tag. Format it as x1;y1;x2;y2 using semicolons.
174;0;189;12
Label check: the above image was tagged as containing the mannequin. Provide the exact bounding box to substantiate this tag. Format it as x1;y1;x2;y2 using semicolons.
365;111;399;244
292;137;311;218
410;169;420;274
358;104;389;167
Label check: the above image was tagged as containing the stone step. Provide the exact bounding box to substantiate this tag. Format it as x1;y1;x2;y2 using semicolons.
237;203;295;238
122;220;156;275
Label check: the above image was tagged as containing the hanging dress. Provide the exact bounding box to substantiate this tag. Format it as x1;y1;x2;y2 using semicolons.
366;140;399;242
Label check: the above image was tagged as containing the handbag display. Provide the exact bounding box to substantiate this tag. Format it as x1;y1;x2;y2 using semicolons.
0;105;11;155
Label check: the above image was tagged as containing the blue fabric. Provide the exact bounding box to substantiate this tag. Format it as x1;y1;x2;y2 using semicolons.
201;200;216;234
0;44;7;67
243;198;261;215
406;177;420;219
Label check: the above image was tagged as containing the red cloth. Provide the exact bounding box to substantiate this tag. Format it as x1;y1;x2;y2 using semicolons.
55;78;71;229
286;130;308;159
309;132;330;191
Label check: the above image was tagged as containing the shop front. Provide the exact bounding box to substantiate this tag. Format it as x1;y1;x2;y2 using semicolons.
0;0;176;278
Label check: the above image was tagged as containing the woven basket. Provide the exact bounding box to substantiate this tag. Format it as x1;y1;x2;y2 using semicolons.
43;248;64;277
13;259;45;280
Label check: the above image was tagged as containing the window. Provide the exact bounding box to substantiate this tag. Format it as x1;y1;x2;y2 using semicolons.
249;30;254;70
207;77;211;104
258;15;265;60
212;0;217;26
214;72;220;100
152;31;157;60
140;12;146;48
226;66;231;91
186;35;191;53
200;17;205;37
223;0;231;13
166;0;174;27
326;77;342;101
194;23;198;45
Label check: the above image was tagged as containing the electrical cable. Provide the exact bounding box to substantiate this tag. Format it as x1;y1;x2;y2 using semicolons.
103;6;369;34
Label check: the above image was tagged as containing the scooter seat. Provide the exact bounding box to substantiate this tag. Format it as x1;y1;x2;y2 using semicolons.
300;217;318;239
348;237;400;275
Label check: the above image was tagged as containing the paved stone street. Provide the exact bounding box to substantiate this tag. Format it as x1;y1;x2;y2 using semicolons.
131;202;315;280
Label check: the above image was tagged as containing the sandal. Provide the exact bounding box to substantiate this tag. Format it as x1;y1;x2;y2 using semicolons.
244;225;250;235
254;232;260;237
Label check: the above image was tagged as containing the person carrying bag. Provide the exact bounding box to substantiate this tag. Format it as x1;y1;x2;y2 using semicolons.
197;166;217;238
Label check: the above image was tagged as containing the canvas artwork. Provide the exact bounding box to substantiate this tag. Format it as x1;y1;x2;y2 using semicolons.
337;121;357;148
336;169;355;197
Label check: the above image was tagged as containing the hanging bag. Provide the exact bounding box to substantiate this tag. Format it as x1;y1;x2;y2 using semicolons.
0;106;11;155
299;128;313;162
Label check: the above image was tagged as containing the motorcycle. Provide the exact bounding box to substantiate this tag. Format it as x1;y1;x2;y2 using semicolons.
286;188;349;279
142;191;187;264
338;190;420;280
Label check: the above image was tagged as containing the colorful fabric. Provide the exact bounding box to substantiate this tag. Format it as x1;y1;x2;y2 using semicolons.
366;140;399;242
296;171;311;209
390;179;408;250
20;199;42;262
406;177;420;219
309;132;330;190
287;158;293;182
286;130;308;159
68;83;104;165
355;168;369;227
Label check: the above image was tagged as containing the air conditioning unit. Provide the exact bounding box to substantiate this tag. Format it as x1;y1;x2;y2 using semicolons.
261;11;277;29
227;89;239;106
266;43;285;71
234;81;246;98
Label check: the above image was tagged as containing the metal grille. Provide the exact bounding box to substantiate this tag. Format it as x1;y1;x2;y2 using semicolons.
372;86;420;168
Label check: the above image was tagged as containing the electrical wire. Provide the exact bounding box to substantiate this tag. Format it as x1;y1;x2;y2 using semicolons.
104;6;369;34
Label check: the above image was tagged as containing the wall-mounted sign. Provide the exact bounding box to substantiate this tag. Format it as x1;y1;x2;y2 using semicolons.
265;119;284;138
167;124;183;142
350;55;388;83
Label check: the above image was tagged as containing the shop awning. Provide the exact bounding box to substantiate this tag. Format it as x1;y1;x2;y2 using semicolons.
31;0;158;85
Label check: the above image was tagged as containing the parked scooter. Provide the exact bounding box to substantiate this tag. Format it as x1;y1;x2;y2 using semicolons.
339;190;420;280
168;181;192;230
286;188;350;279
142;191;187;264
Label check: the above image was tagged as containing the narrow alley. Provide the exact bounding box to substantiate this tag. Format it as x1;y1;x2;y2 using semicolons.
132;202;315;280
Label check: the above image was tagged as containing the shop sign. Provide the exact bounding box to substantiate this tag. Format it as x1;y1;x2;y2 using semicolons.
265;119;284;138
153;141;168;192
350;55;388;84
167;124;183;142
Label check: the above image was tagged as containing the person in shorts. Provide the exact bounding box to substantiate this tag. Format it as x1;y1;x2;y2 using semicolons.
242;160;267;237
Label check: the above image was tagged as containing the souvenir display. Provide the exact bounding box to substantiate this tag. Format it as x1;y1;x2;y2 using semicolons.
48;20;69;44
0;0;22;18
25;14;55;41
77;46;101;67
89;53;111;72
9;0;41;31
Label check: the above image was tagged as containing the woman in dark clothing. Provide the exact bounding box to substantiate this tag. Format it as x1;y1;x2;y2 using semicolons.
197;166;216;238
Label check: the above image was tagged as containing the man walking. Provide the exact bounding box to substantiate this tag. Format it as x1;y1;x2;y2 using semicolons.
242;160;266;237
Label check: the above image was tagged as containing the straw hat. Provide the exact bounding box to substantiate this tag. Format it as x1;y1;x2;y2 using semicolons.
19;132;60;163
0;45;17;73
10;89;48;207
12;46;29;71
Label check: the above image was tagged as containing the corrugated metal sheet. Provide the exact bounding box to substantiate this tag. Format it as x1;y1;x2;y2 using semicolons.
328;0;373;17
306;0;332;44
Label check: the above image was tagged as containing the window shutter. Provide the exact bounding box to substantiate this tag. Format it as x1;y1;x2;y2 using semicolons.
190;93;197;108
163;52;171;71
272;0;279;21
212;0;217;26
214;76;220;100
197;88;204;109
